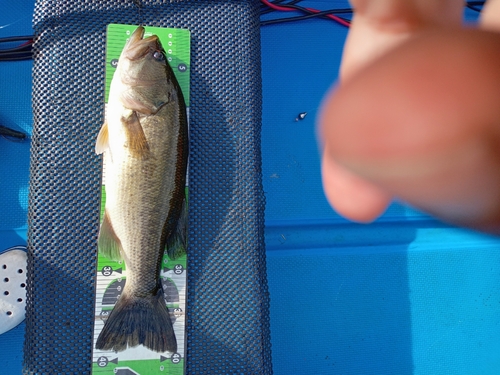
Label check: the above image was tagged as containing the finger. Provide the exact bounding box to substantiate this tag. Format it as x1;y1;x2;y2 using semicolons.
481;0;500;31
325;0;463;222
321;28;500;231
341;0;463;80
321;147;392;223
322;0;463;222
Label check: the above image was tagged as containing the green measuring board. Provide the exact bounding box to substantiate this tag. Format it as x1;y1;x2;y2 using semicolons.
104;24;190;106
92;24;190;375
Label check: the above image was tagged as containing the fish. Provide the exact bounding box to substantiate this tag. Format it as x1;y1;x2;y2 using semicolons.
94;26;188;353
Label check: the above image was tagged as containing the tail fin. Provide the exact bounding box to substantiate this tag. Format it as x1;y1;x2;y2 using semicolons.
95;287;176;353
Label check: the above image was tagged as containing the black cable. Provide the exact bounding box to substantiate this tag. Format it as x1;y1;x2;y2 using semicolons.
466;5;482;12
0;125;28;142
0;43;32;54
0;35;33;43
0;52;33;61
465;1;485;12
260;1;353;26
261;1;486;26
266;2;353;17
260;0;303;15
0;55;32;62
0;51;32;59
0;35;33;62
261;9;352;26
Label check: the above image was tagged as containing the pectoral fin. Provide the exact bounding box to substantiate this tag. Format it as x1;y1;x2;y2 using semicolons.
121;111;150;158
98;210;123;261
95;122;109;155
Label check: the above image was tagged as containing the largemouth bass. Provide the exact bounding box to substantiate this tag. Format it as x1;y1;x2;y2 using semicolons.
94;26;188;353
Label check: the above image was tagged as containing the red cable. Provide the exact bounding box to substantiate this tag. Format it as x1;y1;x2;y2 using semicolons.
260;0;350;27
261;0;293;12
18;40;33;48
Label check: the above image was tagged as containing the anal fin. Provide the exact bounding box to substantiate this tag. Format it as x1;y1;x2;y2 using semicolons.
165;197;188;260
98;210;123;261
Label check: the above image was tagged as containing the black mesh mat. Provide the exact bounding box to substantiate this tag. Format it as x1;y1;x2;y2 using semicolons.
24;1;271;374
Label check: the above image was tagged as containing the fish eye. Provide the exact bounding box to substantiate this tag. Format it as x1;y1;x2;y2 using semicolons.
153;51;164;61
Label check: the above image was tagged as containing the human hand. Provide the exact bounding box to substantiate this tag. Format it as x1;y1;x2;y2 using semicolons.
319;0;500;232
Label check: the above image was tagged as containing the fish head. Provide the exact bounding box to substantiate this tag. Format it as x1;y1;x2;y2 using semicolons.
117;26;169;84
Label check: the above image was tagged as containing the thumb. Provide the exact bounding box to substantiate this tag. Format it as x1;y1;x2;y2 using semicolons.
320;28;500;232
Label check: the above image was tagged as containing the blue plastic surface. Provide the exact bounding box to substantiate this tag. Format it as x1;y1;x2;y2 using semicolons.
0;1;34;374
0;2;32;242
2;1;500;374
261;2;500;375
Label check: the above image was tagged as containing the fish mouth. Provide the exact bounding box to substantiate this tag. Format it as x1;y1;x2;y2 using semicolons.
124;26;160;61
